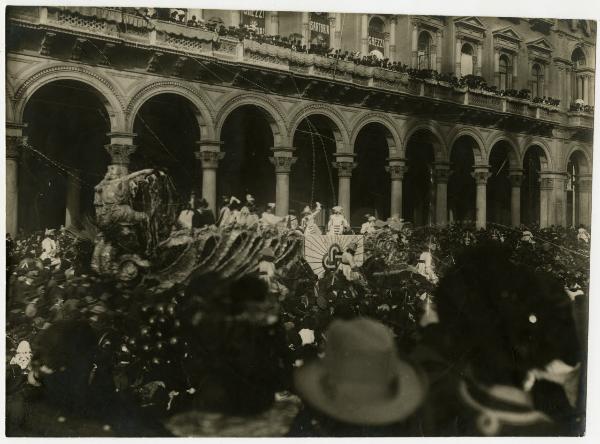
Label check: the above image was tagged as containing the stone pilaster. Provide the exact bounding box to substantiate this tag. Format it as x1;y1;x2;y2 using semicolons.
472;165;491;230
433;162;451;225
333;155;357;221
6;123;27;236
508;169;524;227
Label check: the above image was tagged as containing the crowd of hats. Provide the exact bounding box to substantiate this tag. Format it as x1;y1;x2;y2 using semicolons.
5;221;590;434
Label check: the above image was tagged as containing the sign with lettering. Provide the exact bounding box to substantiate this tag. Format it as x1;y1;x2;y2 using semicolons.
242;10;265;35
368;33;385;51
310;12;330;45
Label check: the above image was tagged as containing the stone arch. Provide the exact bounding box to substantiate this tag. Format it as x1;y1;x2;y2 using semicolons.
403;121;448;161
13;63;125;131
126;80;215;140
521;137;554;171
288;103;350;152
448;127;486;164
486;134;520;168
215;92;289;146
349;113;403;157
564;145;591;174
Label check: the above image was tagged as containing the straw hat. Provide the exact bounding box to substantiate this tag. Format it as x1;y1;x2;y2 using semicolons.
294;318;427;426
332;206;343;213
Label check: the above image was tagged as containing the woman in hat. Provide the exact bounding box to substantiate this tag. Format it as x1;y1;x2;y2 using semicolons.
337;242;360;282
360;214;377;234
289;317;428;436
327;206;349;235
300;202;322;235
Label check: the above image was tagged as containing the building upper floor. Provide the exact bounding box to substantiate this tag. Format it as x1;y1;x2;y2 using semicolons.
6;6;596;133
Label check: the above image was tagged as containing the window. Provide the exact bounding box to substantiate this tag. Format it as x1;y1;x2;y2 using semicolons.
571;47;587;103
460;43;474;76
499;54;512;90
417;31;432;70
531;63;544;98
368;16;386;56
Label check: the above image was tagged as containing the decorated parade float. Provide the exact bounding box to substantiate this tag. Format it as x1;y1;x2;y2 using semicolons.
6;164;591;433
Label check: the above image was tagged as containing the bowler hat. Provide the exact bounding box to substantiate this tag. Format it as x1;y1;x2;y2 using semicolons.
294;318;427;426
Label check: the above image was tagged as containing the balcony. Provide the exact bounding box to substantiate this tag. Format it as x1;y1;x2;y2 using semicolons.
5;6;586;129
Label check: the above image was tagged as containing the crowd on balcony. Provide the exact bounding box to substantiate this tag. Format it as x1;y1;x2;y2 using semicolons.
570;101;595;113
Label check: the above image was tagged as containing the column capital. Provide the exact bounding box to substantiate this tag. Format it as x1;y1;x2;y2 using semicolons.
472;165;491;185
6;123;28;159
270;156;297;173
508;168;524;187
105;143;136;165
577;174;593;192
196;139;223;152
386;164;406;180
333;161;357;177
107;131;136;145
433;163;452;184
195;150;225;169
270;146;296;156
539;176;554;190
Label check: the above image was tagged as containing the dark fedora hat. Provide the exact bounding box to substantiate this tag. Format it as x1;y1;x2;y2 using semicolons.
294;318;427;426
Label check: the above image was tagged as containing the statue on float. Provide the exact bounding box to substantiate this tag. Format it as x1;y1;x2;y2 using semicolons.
91;164;176;282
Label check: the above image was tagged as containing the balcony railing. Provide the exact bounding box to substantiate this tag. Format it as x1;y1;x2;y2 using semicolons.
7;6;583;126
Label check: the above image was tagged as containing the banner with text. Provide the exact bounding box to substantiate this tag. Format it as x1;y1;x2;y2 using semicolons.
242;10;265;35
310;12;330;45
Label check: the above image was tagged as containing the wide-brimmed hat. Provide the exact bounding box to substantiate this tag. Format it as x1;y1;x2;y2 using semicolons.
368;216;376;222
302;206;312;215
364;213;372;220
332;206;343;213
294;318;427;426
346;242;358;252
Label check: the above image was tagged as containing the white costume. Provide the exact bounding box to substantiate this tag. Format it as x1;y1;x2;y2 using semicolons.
338;249;359;281
417;250;438;284
327;208;349;235
177;209;195;229
301;203;322;235
577;228;590;244
360;219;376;234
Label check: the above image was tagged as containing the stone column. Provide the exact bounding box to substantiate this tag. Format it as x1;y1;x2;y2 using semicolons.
385;158;405;218
6;123;27;237
65;169;82;228
539;175;554;228
361;14;369;55
434;162;451;226
472;166;490;230
302;12;310;46
384;32;390;59
583;76;589;104
195;140;224;215
455;39;462;75
105;132;137;175
231;10;241;27
494;50;500;86
436;31;443;72
333;156;357;221
475;43;482;76
578;174;592;227
328;15;337;50
267;11;279;36
411;21;418;67
270;147;297;217
508;169;523;227
333;13;342;49
389;16;397;62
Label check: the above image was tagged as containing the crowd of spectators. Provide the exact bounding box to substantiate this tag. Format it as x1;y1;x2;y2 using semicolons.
5;220;589;436
570;102;595;113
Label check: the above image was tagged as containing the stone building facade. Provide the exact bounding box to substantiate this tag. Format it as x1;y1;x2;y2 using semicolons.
5;7;595;235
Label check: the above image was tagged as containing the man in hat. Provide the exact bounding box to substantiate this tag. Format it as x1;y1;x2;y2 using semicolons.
195;197;216;228
327;206;349;235
360;214;377;234
289;317;428;436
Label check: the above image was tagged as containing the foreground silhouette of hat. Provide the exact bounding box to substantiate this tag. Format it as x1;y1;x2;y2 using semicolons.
294;318;427;426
